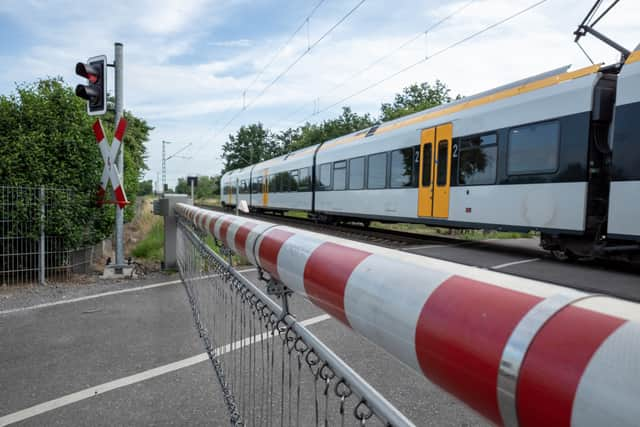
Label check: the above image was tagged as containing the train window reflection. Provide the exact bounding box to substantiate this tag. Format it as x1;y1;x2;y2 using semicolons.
508;121;559;175
333;161;347;190
436;141;448;186
367;152;387;189
349;157;365;190
299;167;311;191
317;163;332;190
289;170;299;192
422;143;432;187
390;148;413;188
459;133;497;185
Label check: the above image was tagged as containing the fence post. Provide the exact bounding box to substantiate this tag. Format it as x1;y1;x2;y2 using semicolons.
154;194;190;270
39;186;46;286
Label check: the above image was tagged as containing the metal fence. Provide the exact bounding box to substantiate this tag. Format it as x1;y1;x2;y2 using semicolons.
0;186;100;286
177;218;414;427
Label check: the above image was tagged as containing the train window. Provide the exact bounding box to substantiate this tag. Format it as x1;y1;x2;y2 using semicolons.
436;141;448;186
333;161;347;190
317;163;332;190
289;170;299;192
422;144;432;187
240;180;247;193
458;134;498;185
278;173;285;192
508;121;560;175
349;157;365;190
390;148;413;188
367;152;387;189
299;168;311;191
256;176;263;193
268;174;276;192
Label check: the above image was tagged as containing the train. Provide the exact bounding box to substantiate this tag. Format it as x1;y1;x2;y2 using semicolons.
221;47;640;261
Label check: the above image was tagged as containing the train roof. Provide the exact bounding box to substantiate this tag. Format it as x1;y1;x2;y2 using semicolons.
317;63;600;152
222;62;607;179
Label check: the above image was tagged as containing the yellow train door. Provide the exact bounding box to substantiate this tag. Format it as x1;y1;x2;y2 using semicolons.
418;123;452;218
262;169;269;206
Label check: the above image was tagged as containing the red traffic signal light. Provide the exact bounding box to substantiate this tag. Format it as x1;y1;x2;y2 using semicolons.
75;55;107;116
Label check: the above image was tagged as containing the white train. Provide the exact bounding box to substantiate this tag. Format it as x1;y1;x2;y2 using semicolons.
222;49;640;260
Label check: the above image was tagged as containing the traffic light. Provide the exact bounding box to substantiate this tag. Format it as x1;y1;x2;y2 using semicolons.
75;55;107;115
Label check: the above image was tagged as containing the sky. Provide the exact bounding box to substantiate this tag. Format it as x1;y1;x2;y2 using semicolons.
1;0;639;189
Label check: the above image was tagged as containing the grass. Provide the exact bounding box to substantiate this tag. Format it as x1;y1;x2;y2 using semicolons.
204;235;248;266
197;197;220;206
285;210;308;219
132;219;164;261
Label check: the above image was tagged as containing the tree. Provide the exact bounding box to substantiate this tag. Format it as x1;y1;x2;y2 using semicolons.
285;107;375;154
380;80;456;121
174;175;220;200
0;77;150;246
221;123;279;173
138;179;153;196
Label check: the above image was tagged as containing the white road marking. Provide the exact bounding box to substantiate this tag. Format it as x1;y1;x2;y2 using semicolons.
402;241;475;251
0;268;257;316
491;258;540;270
0;313;330;426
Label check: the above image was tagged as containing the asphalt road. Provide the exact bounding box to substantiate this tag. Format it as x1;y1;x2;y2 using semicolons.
403;237;640;302
0;271;487;427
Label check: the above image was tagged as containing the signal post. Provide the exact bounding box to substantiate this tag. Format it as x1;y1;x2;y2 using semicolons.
75;42;128;276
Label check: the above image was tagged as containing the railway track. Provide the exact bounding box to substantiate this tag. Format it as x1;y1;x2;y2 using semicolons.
195;203;467;249
194;203;640;303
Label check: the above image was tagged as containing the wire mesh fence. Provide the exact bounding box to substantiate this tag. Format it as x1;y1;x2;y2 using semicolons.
0;185;102;286
177;217;414;427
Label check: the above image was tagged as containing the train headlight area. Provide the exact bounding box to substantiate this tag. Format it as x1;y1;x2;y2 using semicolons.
220;48;640;262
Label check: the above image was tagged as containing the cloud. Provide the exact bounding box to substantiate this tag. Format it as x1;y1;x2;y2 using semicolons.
208;39;253;48
1;0;639;187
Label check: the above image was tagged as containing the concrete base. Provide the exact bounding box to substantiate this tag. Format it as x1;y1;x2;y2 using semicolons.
100;265;137;279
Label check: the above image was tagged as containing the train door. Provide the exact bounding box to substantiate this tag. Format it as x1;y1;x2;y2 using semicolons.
418;123;452;218
263;169;269;206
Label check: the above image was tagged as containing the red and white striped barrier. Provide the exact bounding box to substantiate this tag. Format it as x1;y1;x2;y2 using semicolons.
177;204;640;427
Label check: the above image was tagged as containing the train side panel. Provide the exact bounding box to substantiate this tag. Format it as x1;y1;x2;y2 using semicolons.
449;182;587;231
608;51;640;240
315;68;599;234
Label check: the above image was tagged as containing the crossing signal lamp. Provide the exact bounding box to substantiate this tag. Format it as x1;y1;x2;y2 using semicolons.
75;55;107;115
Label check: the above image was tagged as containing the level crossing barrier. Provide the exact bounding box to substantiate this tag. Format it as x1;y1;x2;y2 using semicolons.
176;203;640;427
177;215;414;426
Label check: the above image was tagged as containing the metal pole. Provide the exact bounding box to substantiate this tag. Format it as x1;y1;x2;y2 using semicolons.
190;180;195;203
162;140;168;196
114;42;124;271
39;186;45;286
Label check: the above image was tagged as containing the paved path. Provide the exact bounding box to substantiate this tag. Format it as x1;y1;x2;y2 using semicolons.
0;271;487;426
404;238;640;302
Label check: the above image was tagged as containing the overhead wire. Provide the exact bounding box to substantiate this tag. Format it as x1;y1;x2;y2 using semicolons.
188;0;329;156
269;0;477;130
194;0;367;160
294;0;549;126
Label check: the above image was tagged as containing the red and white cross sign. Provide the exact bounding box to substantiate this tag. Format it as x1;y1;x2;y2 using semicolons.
92;118;128;209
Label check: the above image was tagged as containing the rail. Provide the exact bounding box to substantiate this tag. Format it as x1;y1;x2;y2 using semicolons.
177;202;640;427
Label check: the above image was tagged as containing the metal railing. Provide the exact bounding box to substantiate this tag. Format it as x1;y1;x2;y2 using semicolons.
177;217;415;426
0;186;100;286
